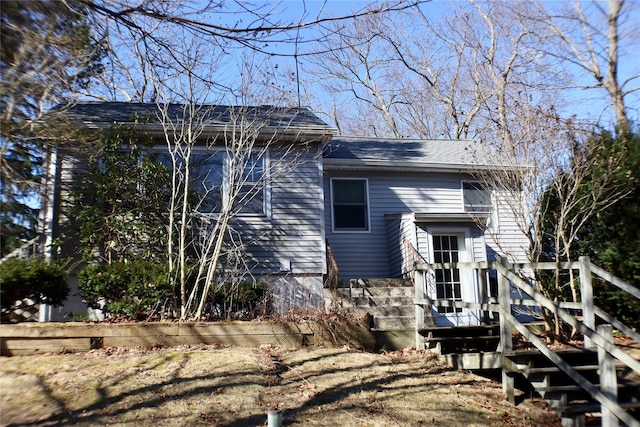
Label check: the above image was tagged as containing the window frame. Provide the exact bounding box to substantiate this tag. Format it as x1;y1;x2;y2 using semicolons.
330;177;371;233
233;151;270;217
461;180;492;214
152;147;270;218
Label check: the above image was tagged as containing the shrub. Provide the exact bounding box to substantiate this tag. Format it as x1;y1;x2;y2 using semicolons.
78;261;173;319
0;258;69;310
208;281;271;320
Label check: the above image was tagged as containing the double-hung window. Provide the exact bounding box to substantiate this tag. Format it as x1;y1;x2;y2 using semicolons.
190;152;225;213
235;152;266;215
155;149;267;216
331;178;369;232
462;181;492;213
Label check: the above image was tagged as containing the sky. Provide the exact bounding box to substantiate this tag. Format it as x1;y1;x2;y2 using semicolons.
208;0;639;129
99;0;638;130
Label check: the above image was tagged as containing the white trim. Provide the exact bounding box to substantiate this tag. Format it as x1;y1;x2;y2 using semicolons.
426;226;481;326
318;154;328;275
153;146;271;218
330;177;371;234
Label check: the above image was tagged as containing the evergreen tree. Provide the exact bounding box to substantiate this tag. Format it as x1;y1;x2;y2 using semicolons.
72;125;172;264
574;132;640;328
0;1;103;256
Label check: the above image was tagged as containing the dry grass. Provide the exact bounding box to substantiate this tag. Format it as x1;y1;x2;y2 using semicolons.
0;345;560;426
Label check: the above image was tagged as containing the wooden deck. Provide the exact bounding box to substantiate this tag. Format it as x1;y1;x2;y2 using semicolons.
412;257;640;426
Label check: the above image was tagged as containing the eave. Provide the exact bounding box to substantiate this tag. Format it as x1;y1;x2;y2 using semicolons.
322;158;519;174
385;212;489;223
72;121;337;144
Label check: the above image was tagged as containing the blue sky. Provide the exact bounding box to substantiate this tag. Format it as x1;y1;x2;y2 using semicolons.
263;0;640;129
122;0;637;129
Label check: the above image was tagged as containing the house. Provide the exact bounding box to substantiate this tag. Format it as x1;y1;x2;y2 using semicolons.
37;102;529;323
323;137;529;327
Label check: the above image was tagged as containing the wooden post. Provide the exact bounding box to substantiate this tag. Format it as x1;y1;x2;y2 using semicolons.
498;257;515;404
598;324;619;427
579;256;595;349
479;266;488;324
415;269;426;350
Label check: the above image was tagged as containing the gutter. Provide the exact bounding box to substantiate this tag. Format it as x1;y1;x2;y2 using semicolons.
322;158;525;173
71;121;337;144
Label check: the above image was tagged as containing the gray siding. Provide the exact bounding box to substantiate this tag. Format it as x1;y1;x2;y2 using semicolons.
385;213;416;277
53;145;325;275
488;190;530;263
325;170;529;279
48;144;325;320
209;145;326;275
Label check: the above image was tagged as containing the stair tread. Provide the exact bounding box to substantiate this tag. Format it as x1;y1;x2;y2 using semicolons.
419;329;499;336
535;382;640;393
562;400;640;414
504;348;597;357
519;365;600;373
424;335;500;342
536;384;592;392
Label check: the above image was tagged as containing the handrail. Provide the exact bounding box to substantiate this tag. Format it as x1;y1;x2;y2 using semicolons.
591;264;640;300
0;237;40;264
499;307;636;426
494;259;639;374
324;240;339;292
594;306;640;343
403;239;426;274
413;256;639;425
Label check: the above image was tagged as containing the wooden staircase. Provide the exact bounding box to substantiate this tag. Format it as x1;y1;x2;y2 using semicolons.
504;348;640;425
326;278;416;330
420;324;500;354
411;257;640;426
325;256;640;425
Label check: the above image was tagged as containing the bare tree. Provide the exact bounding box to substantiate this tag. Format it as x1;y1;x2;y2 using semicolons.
154;101;321;320
72;0;425;102
115;32;321;319
532;0;639;134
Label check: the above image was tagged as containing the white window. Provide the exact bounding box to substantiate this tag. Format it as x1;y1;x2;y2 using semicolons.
462;181;492;213
331;178;370;232
154;150;267;216
235;152;266;215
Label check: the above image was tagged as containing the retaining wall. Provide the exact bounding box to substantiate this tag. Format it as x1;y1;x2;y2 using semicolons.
0;320;376;356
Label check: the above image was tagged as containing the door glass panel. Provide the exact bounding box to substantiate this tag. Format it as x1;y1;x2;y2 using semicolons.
433;235;462;313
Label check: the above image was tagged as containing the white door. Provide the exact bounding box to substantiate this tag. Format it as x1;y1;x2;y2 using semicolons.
427;231;480;326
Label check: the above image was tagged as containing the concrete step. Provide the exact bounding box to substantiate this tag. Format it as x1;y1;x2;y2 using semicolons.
441;351;504;370
341;278;413;288
326;278;415;331
341;305;414;317
339;296;413;308
374;316;415;330
334;286;414;298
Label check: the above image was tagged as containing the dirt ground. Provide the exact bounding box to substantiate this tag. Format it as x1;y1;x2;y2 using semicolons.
0;345;561;427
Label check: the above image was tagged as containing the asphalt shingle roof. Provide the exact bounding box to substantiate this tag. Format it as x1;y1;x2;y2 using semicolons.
64;102;335;134
324;136;504;170
62;103;512;169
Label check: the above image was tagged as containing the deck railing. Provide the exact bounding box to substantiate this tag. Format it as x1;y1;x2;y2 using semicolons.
414;256;640;426
0;237;41;264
